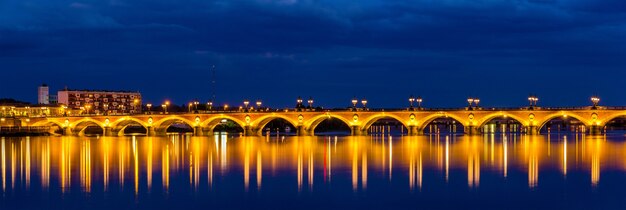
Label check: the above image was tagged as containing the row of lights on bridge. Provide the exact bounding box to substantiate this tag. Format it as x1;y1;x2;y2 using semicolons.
139;95;603;114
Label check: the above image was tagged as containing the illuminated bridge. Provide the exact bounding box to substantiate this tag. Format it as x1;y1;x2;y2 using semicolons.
21;106;626;136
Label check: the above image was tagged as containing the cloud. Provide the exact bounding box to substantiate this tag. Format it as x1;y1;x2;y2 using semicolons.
0;0;625;106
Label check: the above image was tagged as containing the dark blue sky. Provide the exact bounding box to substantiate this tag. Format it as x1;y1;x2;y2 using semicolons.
1;0;625;108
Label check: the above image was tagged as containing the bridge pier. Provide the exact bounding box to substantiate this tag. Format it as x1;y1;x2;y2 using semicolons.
147;127;156;136
351;126;365;136
589;125;603;135
296;126;310;136
525;126;538;135
194;126;204;136
244;126;255;136
407;125;419;136
464;126;481;135
104;127;113;136
62;127;72;136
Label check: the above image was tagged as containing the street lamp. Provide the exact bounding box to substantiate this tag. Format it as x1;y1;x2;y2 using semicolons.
416;96;423;109
591;96;600;109
528;95;538;109
207;101;213;111
467;97;474;109
103;104;109;115
409;95;415;110
61;105;68;116
256;100;262;110
307;97;314;110
85;104;91;115
146;103;152;114
224;104;229;111
244;99;250;110
361;98;368;110
474;98;480;108
133;99;139;113
352;97;358;109
296;96;303;110
162;104;167;114
194;101;199;113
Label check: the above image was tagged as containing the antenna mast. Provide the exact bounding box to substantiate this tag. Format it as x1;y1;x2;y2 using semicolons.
211;65;216;103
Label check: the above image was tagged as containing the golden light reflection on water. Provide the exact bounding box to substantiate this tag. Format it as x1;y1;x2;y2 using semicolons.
0;134;624;193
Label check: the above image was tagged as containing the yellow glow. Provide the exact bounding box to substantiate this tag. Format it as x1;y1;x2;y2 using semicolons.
163;144;170;191
1;139;5;192
563;136;567;176
80;139;92;192
133;137;138;195
257;150;262;189
10;128;626;197
244;139;250;191
147;138;153;191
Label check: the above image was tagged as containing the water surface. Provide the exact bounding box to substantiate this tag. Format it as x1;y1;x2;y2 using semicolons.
1;133;625;209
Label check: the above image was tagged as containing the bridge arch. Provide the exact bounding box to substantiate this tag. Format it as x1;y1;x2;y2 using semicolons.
476;112;528;128
31;119;65;127
200;115;247;134
303;113;353;136
599;111;626;128
418;112;467;132
251;114;299;136
71;118;105;136
154;116;197;134
110;117;149;136
536;112;590;132
31;119;66;135
475;112;527;134
360;113;408;134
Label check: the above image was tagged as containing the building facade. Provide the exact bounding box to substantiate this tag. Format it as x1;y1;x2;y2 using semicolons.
38;84;49;104
49;94;58;104
58;89;142;115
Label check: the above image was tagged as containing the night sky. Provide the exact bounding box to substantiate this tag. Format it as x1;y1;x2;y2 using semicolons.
1;0;625;108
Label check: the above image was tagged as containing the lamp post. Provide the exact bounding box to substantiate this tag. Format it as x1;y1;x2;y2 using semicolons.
146;103;152;114
244;99;250;112
474;98;480;108
85;105;92;115
416;96;423;110
256;100;262;111
194;101;199;113
361;98;368;110
188;102;193;113
296;96;303;111
409;95;415;110
62;105;68;117
467;97;474;109
591;96;600;109
103;104;109;115
307;97;314;110
133;99;139;114
224;104;229;111
162;104;167;114
528;95;538;109
207;101;213;111
352;97;358;110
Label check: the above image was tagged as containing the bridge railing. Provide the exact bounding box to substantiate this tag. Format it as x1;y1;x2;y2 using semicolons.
20;106;626;118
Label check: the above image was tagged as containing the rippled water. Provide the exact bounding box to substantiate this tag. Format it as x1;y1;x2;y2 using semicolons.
1;133;626;209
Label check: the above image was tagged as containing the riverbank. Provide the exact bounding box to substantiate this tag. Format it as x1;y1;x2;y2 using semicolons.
0;126;51;136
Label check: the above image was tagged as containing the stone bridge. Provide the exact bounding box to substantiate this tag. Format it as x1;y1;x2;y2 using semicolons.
21;108;626;136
